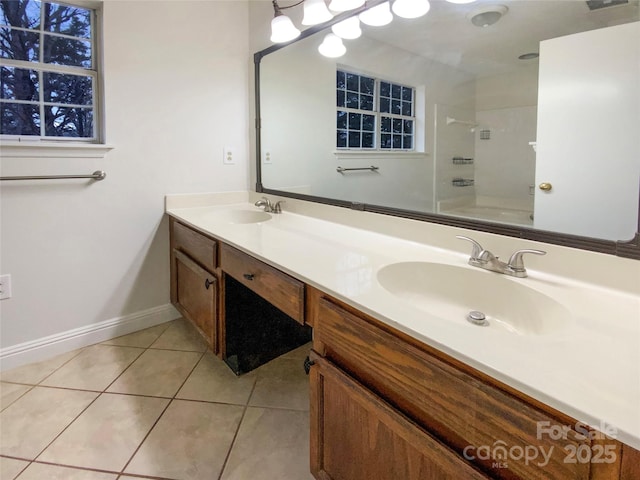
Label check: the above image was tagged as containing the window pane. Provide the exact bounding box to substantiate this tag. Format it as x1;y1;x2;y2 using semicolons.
348;112;361;130
346;91;358;108
337;129;347;148
1;66;39;101
348;131;360;148
362;132;374;148
362;114;375;132
44;105;93;137
391;84;401;99
392;118;402;133
360;76;374;95
404;120;413;134
391;99;401;114
43;34;91;67
337;110;347;130
1;102;40;135
381;116;391;133
0;0;41;29
0;27;39;61
402;101;412;116
43;3;91;39
360;94;373;111
381;134;391;149
403;135;413;149
380;81;390;98
379;97;390;113
336;70;346;89
337;90;345;107
393;134;402;148
44;72;92;105
346;73;358;91
402;87;412;102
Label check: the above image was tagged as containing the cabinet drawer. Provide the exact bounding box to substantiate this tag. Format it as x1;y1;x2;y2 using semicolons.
314;296;593;480
220;244;304;324
173;221;217;272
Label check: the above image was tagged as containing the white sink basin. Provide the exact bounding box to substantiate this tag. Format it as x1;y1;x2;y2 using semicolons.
203;210;271;224
377;262;572;335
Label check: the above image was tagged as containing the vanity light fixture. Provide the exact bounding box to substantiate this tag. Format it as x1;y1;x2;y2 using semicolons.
270;0;302;43
359;1;393;26
332;16;363;39
329;0;366;12
302;0;335;25
318;32;347;57
392;0;431;19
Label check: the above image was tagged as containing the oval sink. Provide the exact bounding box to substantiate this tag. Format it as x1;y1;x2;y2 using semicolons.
377;262;572;335
203;210;271;224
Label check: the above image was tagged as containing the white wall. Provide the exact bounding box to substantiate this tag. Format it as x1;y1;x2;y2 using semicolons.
0;1;250;361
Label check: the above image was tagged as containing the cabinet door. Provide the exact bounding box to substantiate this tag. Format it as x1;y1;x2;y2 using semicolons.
310;354;492;480
175;249;217;348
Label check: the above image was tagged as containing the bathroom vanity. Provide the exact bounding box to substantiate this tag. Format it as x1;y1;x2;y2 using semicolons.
166;196;640;480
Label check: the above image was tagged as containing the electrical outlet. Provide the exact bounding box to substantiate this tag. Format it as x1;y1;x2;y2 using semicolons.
0;274;12;300
264;151;272;164
223;146;235;165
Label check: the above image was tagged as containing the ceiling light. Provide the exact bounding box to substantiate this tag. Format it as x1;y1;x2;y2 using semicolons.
392;0;431;19
468;5;508;27
270;1;301;43
329;0;366;12
359;1;393;26
318;33;347;57
519;52;539;60
302;0;334;25
332;16;362;39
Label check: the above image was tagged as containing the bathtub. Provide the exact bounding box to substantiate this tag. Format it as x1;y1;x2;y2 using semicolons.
441;205;534;226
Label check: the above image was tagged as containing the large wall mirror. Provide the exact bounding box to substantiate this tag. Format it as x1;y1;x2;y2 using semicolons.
255;0;640;258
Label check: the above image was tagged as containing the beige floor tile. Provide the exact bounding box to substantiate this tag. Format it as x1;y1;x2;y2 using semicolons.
101;323;171;348
0;387;97;459
279;342;312;363
149;318;208;352
125;399;243;480
0;457;29;480
38;393;168;472
176;353;256;405
0;382;32;411
249;357;310;411
107;349;201;398
220;407;313;480
16;463;117;479
0;349;83;385
40;345;144;391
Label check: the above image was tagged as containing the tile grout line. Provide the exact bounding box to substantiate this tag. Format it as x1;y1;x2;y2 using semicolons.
118;349;207;476
0;384;34;413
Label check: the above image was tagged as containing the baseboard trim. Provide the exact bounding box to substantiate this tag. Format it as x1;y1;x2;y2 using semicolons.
0;303;181;371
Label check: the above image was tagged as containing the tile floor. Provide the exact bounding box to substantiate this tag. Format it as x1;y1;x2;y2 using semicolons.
0;318;314;480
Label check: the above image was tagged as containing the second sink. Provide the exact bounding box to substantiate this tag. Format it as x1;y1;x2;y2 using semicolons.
203;209;272;224
377;262;572;335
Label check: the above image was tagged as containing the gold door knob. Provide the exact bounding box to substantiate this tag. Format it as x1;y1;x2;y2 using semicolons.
539;182;552;192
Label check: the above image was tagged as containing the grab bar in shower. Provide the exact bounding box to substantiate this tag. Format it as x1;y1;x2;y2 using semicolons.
336;166;379;174
0;170;106;181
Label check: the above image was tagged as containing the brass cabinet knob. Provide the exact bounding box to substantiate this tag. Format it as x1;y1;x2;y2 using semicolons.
538;182;552;192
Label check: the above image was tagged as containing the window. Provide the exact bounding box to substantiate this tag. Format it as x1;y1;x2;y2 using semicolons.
336;69;415;151
0;0;100;141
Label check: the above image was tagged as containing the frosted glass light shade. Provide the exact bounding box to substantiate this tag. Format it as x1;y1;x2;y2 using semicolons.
359;1;393;26
270;14;301;43
331;16;362;39
302;0;334;25
328;0;365;12
392;0;430;18
318;33;347;57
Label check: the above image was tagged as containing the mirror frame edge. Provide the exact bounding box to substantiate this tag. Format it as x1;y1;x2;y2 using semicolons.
253;4;640;261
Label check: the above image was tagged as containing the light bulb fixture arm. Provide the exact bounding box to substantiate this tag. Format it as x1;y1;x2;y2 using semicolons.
273;0;305;16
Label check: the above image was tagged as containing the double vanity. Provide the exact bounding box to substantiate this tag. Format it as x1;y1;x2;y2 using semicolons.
166;192;639;480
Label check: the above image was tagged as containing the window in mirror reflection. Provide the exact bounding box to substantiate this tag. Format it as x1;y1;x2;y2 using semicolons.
336;69;415;151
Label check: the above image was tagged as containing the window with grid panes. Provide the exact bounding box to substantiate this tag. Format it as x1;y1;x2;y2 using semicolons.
336;69;415;151
0;0;100;140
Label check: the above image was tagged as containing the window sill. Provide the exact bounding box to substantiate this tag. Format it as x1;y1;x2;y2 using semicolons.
333;150;428;158
0;142;114;159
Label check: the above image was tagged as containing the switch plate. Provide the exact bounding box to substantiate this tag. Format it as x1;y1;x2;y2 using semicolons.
223;146;235;165
264;151;272;164
0;274;12;300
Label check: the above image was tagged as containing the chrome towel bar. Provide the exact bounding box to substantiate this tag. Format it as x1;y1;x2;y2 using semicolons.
0;170;106;181
336;166;379;174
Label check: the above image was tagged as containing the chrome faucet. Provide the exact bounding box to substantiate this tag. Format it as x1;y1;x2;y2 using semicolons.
456;235;546;278
254;197;284;214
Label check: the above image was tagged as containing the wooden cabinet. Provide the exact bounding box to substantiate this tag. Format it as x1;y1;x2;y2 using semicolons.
170;218;219;351
308;288;634;480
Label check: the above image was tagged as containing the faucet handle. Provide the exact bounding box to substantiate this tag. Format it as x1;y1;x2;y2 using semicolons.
507;249;546;273
273;200;285;214
456;235;484;260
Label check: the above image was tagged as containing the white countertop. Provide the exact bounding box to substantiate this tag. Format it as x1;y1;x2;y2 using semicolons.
166;197;640;450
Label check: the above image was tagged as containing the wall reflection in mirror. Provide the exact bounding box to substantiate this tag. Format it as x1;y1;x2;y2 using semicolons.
258;0;639;242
